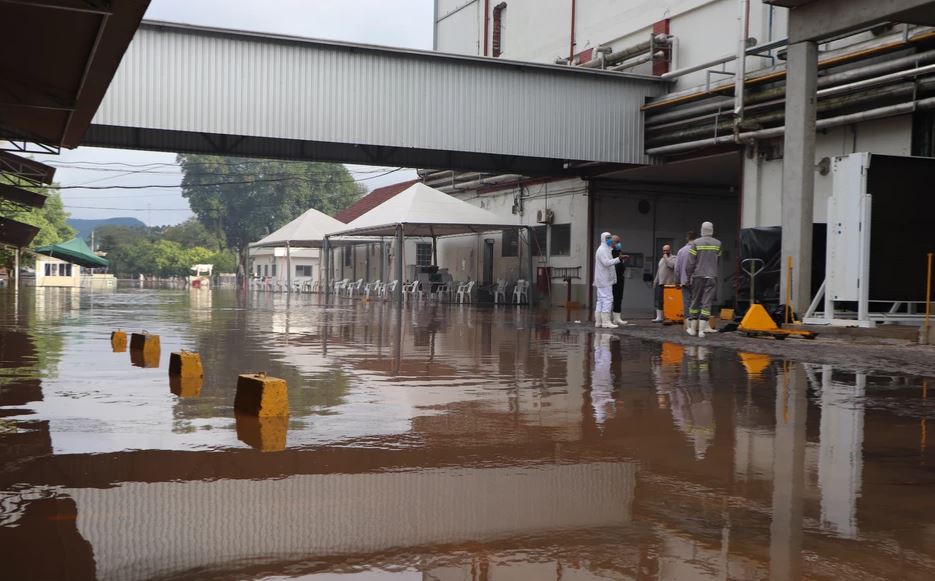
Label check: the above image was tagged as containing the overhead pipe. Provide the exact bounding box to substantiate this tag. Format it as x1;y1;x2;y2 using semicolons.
439;174;525;192
578;39;653;69
569;0;576;61
483;0;489;56
648;27;935;111
646;75;935;147
646;94;935;156
609;51;665;72
646;47;935;127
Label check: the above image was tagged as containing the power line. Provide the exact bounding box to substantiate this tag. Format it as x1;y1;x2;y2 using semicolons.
45;167;404;190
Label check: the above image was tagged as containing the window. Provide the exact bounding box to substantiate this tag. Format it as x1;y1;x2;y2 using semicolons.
531;225;547;257
296;265;312;277
415;243;432;266
264;264;269;277
44;263;52;276
550;224;571;256
64;264;72;277
502;229;519;257
271;263;277;277
343;247;351;267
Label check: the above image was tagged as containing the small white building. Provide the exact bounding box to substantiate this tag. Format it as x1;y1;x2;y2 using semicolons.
35;256;80;288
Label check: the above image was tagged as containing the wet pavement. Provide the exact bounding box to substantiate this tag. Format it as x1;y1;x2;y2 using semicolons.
2;287;935;580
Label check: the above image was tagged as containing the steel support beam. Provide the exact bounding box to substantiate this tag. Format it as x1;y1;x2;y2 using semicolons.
780;41;818;316
782;0;935;44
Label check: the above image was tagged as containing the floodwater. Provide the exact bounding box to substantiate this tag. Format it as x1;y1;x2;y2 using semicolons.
2;288;935;581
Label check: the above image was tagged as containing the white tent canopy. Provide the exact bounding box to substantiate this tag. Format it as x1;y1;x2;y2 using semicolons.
329;182;524;238
325;182;532;304
250;208;346;248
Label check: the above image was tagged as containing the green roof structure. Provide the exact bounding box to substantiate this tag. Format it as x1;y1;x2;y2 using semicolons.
33;237;109;269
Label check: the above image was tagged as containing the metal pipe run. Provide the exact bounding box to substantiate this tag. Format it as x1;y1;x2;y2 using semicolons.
645;94;935;156
646;48;935;127
733;0;751;132
647;75;935;147
579;38;654;69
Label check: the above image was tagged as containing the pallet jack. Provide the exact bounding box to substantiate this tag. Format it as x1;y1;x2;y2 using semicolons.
737;259;817;341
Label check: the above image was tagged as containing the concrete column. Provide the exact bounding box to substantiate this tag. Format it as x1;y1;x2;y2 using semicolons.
781;41;818;316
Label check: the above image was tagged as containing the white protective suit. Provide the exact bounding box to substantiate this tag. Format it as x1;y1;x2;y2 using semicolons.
593;232;620;324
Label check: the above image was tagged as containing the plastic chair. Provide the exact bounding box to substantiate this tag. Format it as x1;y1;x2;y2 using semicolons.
333;279;348;294
493;279;507;304
402;280;422;301
512;279;529;304
383;280;398;299
433;282;452;302
364;280;381;299
456;280;475;303
346;278;364;297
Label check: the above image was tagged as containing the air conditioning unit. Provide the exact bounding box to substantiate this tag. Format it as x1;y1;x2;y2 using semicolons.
536;208;554;224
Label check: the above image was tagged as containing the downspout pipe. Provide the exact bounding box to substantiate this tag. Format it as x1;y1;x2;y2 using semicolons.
569;0;576;61
483;0;489;56
733;0;751;136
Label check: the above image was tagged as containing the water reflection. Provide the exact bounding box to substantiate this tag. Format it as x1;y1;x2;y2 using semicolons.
1;288;935;579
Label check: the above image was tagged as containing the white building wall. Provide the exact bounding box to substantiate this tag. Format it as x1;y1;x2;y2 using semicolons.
438;178;591;306
741;115;913;228
434;1;789;91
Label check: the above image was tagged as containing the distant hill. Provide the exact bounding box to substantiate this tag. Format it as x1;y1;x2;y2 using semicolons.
68;217;147;240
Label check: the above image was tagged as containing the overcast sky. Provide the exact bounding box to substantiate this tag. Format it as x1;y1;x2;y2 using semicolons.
38;0;434;226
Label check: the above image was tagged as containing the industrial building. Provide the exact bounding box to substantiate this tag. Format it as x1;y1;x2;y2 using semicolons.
429;0;935;319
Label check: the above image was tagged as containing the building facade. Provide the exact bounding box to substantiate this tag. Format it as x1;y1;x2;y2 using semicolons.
430;0;932;312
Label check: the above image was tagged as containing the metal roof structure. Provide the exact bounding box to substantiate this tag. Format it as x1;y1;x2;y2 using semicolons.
0;0;150;151
86;21;665;174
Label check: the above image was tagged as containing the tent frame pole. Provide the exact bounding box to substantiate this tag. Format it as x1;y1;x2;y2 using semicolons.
323;237;331;298
525;226;535;307
395;225;404;304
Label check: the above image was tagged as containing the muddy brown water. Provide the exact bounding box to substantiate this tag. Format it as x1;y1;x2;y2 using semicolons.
2;287;935;580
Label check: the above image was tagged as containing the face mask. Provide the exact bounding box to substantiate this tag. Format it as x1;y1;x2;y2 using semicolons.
615;243;622;250
605;239;613;247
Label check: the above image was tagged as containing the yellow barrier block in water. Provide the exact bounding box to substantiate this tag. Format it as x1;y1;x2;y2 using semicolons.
170;375;203;397
130;332;160;353
234;373;289;417
168;351;203;378
111;330;127;352
235;413;288;451
130;348;160;368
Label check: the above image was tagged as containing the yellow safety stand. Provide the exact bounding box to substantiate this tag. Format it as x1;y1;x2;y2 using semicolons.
663;285;684;322
738;258;817;341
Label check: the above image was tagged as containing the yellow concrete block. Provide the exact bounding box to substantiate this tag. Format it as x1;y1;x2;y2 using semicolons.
130;332;160;353
234;373;289;417
235;413;288;452
111;330;127;352
169;375;203;398
130;347;160;368
169;351;203;378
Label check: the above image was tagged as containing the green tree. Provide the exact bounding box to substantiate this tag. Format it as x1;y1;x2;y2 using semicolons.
0;176;75;268
177;155;363;274
161;218;216;249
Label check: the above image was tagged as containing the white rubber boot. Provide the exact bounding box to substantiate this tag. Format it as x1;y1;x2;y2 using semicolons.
705;320;718;334
687;319;697;337
652;309;664;323
600;312;618;329
612;312;627;327
698;320;707;338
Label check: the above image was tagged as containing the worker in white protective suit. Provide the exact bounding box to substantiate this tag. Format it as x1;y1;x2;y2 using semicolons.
593;231;622;329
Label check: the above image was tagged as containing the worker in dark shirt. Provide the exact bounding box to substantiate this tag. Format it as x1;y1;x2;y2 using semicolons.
610;234;630;327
